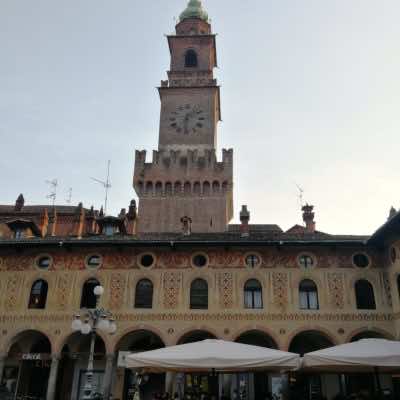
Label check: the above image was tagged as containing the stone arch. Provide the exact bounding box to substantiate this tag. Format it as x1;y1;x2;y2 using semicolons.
155;181;163;196
114;329;165;352
285;327;337;352
184;181;191;195
177;329;217;345
165;182;172;196
114;329;166;400
137;181;144;194
55;328;111;354
288;329;336;355
174;181;182;195
113;326;167;351
193;181;201;195
145;181;153;195
347;327;395;343
203;181;211;195
232;326;281;349
212;181;220;193
222;181;229;192
5;329;52;355
234;329;278;349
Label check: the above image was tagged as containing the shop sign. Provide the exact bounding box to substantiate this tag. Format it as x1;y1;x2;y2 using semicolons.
22;353;41;360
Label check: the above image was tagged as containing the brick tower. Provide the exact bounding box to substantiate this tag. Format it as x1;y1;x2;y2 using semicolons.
133;0;233;233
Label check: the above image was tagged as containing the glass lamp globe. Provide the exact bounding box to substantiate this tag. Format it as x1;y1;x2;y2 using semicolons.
97;317;110;333
81;321;92;335
71;316;83;332
108;319;117;335
93;285;104;297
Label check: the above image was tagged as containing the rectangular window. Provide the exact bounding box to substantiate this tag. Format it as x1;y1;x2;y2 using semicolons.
308;292;319;310
254;291;263;309
299;291;309;309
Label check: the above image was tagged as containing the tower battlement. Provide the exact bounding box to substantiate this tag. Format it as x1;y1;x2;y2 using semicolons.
133;148;233;196
134;148;232;170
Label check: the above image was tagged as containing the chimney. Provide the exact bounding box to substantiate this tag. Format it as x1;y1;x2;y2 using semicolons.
48;207;57;236
15;194;25;211
302;204;316;233
71;202;85;238
85;206;97;235
126;200;137;235
388;207;397;220
181;216;192;236
39;208;49;237
240;205;250;237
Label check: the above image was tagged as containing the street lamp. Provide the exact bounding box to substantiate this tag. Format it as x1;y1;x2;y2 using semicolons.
71;285;117;400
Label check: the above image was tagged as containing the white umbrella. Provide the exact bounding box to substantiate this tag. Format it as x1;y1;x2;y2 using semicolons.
303;339;400;372
125;339;301;373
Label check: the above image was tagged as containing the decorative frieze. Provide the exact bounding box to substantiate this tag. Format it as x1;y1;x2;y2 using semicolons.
56;273;71;310
4;276;22;311
0;312;393;325
218;272;233;309
163;272;182;309
328;273;344;309
272;272;288;307
109;273;126;310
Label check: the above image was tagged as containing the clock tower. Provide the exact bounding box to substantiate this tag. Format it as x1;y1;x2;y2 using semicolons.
133;0;233;233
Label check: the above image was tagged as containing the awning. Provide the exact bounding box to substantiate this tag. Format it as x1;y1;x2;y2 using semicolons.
125;339;301;373
303;339;400;373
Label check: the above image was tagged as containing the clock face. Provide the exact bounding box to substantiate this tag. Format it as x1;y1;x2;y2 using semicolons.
168;104;206;135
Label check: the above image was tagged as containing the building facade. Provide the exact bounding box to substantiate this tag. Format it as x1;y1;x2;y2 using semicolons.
0;1;400;400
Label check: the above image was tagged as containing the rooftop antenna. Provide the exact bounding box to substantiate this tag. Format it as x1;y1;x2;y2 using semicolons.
294;182;305;207
66;188;72;204
91;160;112;215
46;179;58;206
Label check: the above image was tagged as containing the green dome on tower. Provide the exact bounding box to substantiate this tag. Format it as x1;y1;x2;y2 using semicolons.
179;0;209;22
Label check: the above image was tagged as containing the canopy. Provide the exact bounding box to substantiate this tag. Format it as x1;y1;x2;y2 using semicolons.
303;339;400;372
125;339;301;373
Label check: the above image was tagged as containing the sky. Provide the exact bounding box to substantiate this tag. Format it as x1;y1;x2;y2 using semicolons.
1;0;399;235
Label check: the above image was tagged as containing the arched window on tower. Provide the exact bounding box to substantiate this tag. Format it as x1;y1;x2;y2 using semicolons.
190;279;208;309
80;278;100;309
185;49;198;68
28;280;48;309
135;279;153;309
244;279;263;309
355;279;376;310
299;279;319;310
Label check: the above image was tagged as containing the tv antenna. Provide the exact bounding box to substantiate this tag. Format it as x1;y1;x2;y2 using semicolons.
294;182;305;207
46;179;58;206
66;188;72;204
91;160;112;215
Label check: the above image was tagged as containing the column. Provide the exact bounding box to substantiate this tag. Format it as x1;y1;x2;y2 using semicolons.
102;354;115;400
0;355;5;385
46;354;60;400
165;372;174;395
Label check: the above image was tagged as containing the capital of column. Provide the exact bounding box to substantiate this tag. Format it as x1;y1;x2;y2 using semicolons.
106;353;115;363
51;354;61;363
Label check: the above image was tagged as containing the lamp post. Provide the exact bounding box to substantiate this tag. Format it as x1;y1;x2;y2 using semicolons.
71;285;117;400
